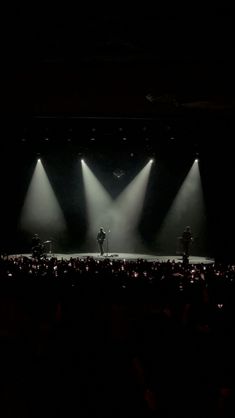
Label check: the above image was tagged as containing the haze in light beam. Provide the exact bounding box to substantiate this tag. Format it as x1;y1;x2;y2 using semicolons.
109;160;153;252
81;160;153;253
20;159;67;236
156;160;207;255
81;160;113;249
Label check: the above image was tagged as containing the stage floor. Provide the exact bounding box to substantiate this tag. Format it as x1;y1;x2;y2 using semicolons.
10;253;215;264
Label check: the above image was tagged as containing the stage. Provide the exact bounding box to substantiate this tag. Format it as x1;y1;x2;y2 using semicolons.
10;253;215;264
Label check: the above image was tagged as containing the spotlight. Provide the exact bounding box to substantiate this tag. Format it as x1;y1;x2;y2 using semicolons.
150;159;154;163
195;159;199;163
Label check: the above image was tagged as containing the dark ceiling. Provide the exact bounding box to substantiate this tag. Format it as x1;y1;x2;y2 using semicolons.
3;6;235;150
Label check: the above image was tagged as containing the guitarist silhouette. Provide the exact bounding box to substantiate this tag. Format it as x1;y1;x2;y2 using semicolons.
97;227;106;256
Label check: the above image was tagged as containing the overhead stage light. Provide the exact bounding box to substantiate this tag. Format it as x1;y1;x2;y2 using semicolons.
113;169;125;179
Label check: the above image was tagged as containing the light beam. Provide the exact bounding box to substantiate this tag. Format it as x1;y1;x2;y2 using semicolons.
19;159;67;240
156;160;207;255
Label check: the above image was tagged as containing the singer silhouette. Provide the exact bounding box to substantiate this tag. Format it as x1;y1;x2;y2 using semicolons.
97;227;106;256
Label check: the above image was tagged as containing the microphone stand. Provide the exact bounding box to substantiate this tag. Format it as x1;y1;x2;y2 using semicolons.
106;229;110;256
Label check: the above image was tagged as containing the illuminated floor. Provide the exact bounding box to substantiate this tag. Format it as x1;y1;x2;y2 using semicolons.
11;253;214;264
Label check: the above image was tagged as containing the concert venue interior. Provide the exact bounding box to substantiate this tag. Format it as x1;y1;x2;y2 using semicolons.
1;7;235;417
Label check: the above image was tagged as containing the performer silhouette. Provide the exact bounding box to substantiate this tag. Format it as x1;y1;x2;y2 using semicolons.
32;233;44;258
181;226;193;257
97;227;106;256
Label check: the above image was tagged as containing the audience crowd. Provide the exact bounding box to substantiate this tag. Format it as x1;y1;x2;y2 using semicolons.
0;254;234;417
